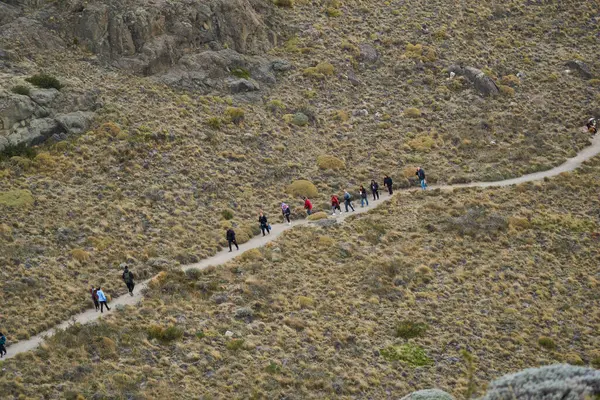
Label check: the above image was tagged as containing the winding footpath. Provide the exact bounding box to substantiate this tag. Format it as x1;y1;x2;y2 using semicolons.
5;134;600;360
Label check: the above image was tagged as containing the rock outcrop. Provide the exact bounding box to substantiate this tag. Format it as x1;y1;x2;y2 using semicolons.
448;65;499;96
566;60;593;79
400;389;455;400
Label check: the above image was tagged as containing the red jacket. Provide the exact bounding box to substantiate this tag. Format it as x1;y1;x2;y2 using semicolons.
304;198;313;210
331;196;340;206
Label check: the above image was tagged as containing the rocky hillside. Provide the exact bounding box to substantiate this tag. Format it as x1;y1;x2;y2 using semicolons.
0;0;599;346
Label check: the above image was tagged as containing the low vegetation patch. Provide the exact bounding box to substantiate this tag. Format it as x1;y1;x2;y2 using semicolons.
287;179;318;197
25;73;62;90
317;155;346;170
0;189;34;208
381;343;432;366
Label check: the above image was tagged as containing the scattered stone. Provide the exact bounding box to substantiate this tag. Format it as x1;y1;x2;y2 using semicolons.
447;65;499;96
272;59;292;72
28;89;60;107
55;111;94;135
211;293;228;304
224;330;234;338
228;78;260;93
353;109;369;117
565;60;593;79
481;364;600;400
358;43;379;64
400;389;455;400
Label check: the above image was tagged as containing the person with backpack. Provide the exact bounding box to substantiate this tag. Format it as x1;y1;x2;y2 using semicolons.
122;266;135;296
90;285;99;311
281;202;291;225
96;287;110;313
0;332;7;358
383;175;393;195
258;211;270;236
226;227;239;252
587;117;597;134
370;180;379;201
416;167;427;190
359;185;369;207
331;194;341;215
343;190;355;212
303;197;313;216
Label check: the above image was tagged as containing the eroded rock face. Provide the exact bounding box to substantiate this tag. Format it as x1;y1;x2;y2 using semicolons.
448;65;499;96
400;389;455;400
566;60;593;79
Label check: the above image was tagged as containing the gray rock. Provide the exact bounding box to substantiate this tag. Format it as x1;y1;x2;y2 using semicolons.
228;78;260;93
400;389;455;400
55;111;94;135
565;60;593;79
447;65;499;96
481;364;600;400
272;59;292;72
28;89;60;107
26;118;63;145
0;90;39;128
358;43;379;64
0;17;65;50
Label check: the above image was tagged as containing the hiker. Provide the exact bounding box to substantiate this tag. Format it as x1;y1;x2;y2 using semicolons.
0;332;6;358
122;266;135;296
383;175;393;195
90;285;99;311
343;190;355;212
587;118;597;134
281;202;291;225
303;197;313;216
226;227;239;252
416;167;427;190
258;211;270;236
331;194;341;215
96;287;110;313
371;180;379;200
359;185;369;207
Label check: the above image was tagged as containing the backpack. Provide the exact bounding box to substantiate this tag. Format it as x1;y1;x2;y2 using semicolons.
0;336;6;345
344;193;351;200
123;271;132;282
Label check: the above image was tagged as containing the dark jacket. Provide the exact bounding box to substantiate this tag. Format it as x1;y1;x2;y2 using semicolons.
91;288;99;300
360;188;367;198
259;215;268;226
344;192;351;201
383;177;392;187
226;229;236;241
416;169;426;180
122;270;134;283
371;182;379;192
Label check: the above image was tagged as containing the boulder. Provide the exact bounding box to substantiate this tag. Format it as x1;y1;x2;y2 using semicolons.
481;364;600;400
55;111;94;135
26;118;62;145
0;90;41;130
228;78;260;93
565;60;593;79
358;43;379;64
28;89;60;107
400;389;455;400
447;65;499;96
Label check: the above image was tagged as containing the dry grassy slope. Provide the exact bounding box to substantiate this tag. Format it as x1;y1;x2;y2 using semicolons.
0;0;598;340
1;157;599;399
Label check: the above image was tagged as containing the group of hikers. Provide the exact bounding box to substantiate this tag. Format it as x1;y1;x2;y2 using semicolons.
225;168;428;252
88;266;136;313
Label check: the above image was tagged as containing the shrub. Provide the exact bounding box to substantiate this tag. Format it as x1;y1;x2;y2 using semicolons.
273;0;293;7
326;7;341;17
221;209;234;220
564;352;584;366
240;248;263;261
500;74;521;87
498;84;515;97
0;143;37;160
404;108;422;118
226;339;245;351
508;216;532;230
407;135;435;152
395;320;428;339
147;325;184;343
231;67;250;79
98;122;121;137
266;361;281;374
25;73;62;90
225;107;245;125
287;180;318;197
588;79;600;86
0;189;34;208
308;211;328;221
292;112;309;126
206;116;222;130
303;62;335;79
317;155;346;170
538;336;556;350
267;99;286;113
11;85;30;96
404;44;436;62
71;248;90;262
297;296;315;308
446;207;508;237
380;343;432;366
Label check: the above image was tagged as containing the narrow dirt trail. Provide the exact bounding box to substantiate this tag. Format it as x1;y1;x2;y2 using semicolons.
4;134;600;360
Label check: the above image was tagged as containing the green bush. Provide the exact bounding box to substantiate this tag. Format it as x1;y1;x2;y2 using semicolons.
225;107;245;125
25;73;62;90
273;0;294;7
147;325;184;343
404;108;422;118
287;180;318;198
538;336;556;350
0;142;37;161
11;85;31;96
380;343;432;366
221;209;234;220
317;155;346;170
231;67;250;79
292;112;309;126
395;320;428;339
0;189;35;208
206;117;222;130
226;339;245;351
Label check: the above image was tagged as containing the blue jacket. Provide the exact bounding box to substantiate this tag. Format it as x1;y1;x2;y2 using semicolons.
0;335;5;346
96;290;107;302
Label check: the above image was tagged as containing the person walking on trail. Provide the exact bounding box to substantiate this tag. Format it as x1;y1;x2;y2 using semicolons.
258;211;270;236
0;332;7;358
383;175;393;195
122;266;135;296
331;194;341;215
303;197;313;216
90;285;99;311
281;202;291;225
96;287;110;313
371;180;379;201
416;167;427;190
343;190;355;212
359;185;369;207
226;227;239;252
